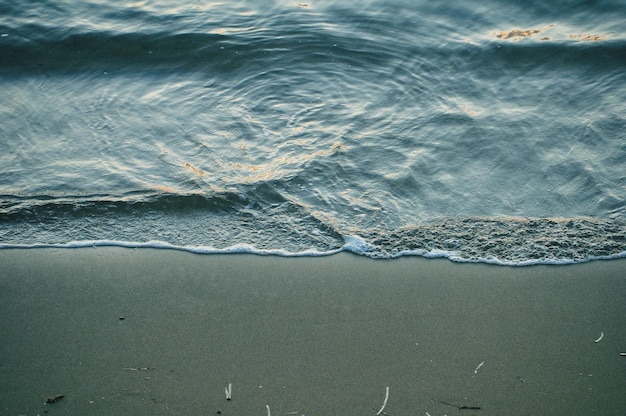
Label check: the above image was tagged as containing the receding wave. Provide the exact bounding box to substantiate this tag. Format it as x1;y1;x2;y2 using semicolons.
354;217;626;265
1;192;625;265
0;191;348;254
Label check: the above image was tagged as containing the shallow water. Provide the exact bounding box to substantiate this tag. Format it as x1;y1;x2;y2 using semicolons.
1;0;625;264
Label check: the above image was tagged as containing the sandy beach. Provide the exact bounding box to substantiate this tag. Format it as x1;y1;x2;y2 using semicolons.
1;248;625;415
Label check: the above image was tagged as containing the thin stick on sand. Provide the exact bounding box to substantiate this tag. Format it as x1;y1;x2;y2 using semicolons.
375;386;390;415
430;397;481;410
474;361;485;374
594;332;604;343
266;404;271;416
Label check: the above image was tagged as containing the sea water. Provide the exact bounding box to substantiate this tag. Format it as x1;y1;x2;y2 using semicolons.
1;0;625;264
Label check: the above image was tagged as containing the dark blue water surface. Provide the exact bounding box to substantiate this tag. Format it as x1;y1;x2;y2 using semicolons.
1;0;625;264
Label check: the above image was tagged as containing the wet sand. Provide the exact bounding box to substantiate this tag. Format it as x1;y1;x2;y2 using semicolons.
1;248;625;415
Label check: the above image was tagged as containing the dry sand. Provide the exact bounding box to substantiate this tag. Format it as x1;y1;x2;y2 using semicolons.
1;248;625;415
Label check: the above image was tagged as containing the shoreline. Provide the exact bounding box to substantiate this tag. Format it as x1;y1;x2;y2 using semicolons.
1;248;625;415
1;240;625;266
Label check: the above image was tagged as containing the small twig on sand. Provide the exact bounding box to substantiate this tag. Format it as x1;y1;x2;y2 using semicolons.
375;386;390;415
225;383;232;400
474;361;485;374
266;404;271;416
594;332;604;343
620;352;626;357
430;397;481;410
45;394;64;404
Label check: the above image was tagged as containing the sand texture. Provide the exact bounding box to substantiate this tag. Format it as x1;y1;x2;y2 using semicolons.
1;248;625;415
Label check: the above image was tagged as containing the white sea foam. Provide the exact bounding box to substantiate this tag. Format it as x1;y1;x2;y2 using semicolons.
1;238;624;267
0;240;340;257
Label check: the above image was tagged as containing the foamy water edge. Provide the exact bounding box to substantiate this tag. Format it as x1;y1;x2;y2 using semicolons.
2;236;625;267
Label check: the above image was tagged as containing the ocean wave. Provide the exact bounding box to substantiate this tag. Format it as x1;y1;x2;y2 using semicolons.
1;207;625;266
0;191;250;220
354;217;626;264
3;17;625;77
2;0;625;267
1;227;625;267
